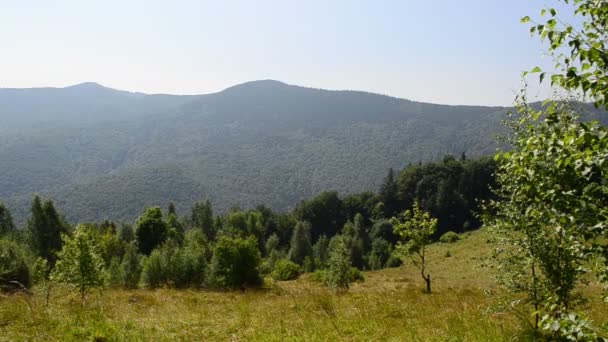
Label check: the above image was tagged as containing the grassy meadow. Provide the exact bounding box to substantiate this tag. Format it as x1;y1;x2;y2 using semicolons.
1;229;606;341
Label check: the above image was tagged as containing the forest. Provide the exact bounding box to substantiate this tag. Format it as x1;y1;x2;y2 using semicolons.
2;0;608;340
0;155;495;293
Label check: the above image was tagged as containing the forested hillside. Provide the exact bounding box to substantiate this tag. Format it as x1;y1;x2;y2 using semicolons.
0;80;604;224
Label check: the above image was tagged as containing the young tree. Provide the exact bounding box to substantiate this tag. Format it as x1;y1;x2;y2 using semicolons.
325;236;352;291
392;202;437;293
487;1;608;337
287;221;313;266
135;207;168;255
51;226;106;302
0;203;15;237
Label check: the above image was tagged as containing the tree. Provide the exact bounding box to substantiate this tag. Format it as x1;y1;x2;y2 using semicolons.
392;202;437;293
135;207;167;255
341;219;366;269
51;225;106;302
487;1;608;337
207;235;262;288
287;221;313;266
120;243;141;289
28;196;66;267
294;191;345;242
379;168;399;217
325;236;352;291
312;234;330;269
0;203;15;237
191;200;215;242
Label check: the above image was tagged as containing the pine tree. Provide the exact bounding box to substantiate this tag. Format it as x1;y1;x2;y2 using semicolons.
28;196;66;267
379;168;399;217
0;202;15;236
287;221;313;266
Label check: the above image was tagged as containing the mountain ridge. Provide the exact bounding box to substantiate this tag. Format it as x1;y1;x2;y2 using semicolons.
0;80;604;225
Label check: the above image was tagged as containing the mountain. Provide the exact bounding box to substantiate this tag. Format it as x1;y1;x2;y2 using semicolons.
0;80;602;225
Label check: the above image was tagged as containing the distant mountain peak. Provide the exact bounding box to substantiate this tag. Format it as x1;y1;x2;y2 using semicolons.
65;82;107;90
221;79;290;93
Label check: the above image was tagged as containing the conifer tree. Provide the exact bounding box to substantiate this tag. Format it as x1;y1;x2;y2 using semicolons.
287;221;313;265
0;202;15;237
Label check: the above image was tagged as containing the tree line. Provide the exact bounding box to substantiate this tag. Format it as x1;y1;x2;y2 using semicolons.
0;155;495;296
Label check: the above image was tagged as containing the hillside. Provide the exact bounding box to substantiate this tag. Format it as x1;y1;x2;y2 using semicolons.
0;80;602;224
1;229;605;340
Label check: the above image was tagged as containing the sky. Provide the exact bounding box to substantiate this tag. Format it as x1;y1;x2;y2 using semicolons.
0;0;561;106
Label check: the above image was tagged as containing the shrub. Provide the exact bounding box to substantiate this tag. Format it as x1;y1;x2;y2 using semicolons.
348;267;365;283
0;238;31;291
439;231;460;243
207;235;262;288
271;259;301;281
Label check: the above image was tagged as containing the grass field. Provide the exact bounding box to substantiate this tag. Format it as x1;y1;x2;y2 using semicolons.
1;229;606;341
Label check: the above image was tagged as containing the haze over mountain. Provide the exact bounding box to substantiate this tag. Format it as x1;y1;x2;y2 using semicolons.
0;80;601;224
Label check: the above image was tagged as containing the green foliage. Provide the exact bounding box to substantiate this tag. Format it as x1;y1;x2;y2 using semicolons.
325;236;353;291
287;221;313;265
28;196;68;267
51;225;106;300
341;220;366;269
368;237;394;270
140;234;207;289
190;200;215;241
396;157;497;237
207;235;262;288
489;2;608;337
295;191;346;242
0;238;31;291
135;207;167;255
312;234;330;269
118;224;135;243
348;267;365;283
439;231;460;243
378;168;399;217
0;202;15;236
120;243;141;289
523;0;608;109
271;259;301;281
392;202;437;293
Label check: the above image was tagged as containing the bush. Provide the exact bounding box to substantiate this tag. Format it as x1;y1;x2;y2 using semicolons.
348;267;365;283
439;231;460;243
0;239;31;291
207;236;262;288
271;259;301;281
310;268;363;284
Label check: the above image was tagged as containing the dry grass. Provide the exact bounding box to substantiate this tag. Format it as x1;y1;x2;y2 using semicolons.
1;229;605;341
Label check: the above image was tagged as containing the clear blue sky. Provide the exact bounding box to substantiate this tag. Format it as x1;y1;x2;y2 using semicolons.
0;0;560;105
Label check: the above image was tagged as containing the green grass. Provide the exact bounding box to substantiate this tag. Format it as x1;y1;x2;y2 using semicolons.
1;229;606;341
